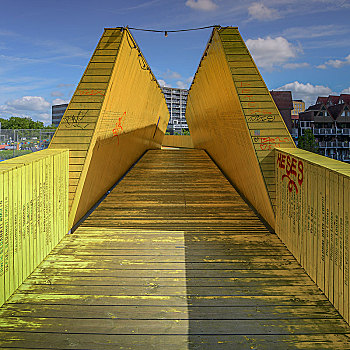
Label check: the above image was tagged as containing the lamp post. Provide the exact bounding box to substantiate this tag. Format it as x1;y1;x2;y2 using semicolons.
13;129;15;158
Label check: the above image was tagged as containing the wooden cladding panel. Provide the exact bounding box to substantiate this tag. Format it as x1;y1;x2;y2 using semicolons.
1;149;350;348
49;28;123;221
275;147;350;325
49;28;169;228
0;150;68;307
187;27;286;229
218;27;295;214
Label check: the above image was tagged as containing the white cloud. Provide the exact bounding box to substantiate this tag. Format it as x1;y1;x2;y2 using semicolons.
52;98;69;105
317;54;350;69
326;54;350;68
186;76;193;83
246;36;299;70
0;30;18;37
158;79;167;87
0;96;53;124
283;62;309;69
342;87;350;94
326;59;345;68
276;81;335;106
248;3;280;21
158;72;192;89
160;69;182;80
5;96;50;112
176;81;188;89
51;91;64;97
57;83;75;88
37;113;51;123
185;0;217;11
282;25;349;40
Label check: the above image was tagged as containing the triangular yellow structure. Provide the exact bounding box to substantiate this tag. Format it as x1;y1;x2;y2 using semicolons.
49;28;169;228
186;27;295;229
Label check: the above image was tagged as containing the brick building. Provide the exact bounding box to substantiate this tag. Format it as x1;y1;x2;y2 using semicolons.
299;94;350;162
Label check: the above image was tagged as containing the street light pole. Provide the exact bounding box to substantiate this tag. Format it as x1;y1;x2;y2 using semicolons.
13;129;15;158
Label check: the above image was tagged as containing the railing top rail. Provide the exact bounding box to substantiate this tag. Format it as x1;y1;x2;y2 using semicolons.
277;147;350;176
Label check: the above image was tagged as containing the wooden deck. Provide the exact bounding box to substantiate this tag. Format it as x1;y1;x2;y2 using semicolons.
1;149;350;349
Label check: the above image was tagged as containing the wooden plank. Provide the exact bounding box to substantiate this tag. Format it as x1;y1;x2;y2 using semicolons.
1;149;350;349
0;171;3;306
7;167;14;298
0;303;340;320
1;333;350;350
344;176;350;323
317;165;326;290
338;174;344;317
325;166;331;299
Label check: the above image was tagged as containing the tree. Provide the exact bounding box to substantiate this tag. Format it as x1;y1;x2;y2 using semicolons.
298;129;319;153
181;129;190;135
0;116;55;129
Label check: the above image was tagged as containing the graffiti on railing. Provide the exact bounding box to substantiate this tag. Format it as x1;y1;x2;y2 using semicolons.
277;153;304;193
63;110;88;129
253;136;290;150
247;115;275;123
78;89;105;96
112;111;126;144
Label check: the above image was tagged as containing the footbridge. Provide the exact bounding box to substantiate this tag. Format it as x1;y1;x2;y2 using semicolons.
0;27;350;349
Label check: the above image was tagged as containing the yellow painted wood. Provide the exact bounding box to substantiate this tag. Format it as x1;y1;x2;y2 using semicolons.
317;165;326;291
0;150;69;307
1;149;350;348
186;27;295;229
344;176;350;323
339;175;344;317
275;148;350;325
3;167;10;301
49;28;169;228
162;135;194;149
0;171;3;306
325;166;331;300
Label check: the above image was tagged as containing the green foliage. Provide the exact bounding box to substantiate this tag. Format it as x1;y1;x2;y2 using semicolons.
0;117;55;129
0;150;32;160
44;124;57;130
181;129;190;135
165;131;170;135
298;129;319;153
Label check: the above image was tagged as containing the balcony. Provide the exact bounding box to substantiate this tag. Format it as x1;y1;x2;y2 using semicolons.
313;128;336;135
318;141;350;148
336;128;350;135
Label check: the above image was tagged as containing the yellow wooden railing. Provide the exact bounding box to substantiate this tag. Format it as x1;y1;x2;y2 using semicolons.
275;148;350;324
0;149;69;307
162;135;194;149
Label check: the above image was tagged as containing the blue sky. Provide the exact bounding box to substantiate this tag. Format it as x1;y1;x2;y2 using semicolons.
0;0;349;124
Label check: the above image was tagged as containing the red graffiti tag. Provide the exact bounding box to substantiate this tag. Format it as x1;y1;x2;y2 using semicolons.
236;82;253;88
79;89;105;96
113;111;126;144
257;136;290;150
277;153;304;193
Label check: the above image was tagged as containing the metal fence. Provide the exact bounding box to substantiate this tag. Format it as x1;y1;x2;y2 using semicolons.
0;129;55;160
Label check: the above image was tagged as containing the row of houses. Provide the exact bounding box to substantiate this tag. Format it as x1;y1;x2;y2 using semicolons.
298;94;350;161
269;92;350;162
51;87;350;162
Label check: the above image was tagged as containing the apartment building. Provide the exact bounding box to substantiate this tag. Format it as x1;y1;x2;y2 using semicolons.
52;104;68;127
161;87;189;134
299;94;350;162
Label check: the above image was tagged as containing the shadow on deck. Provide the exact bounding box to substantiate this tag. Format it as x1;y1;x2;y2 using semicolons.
0;149;349;349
